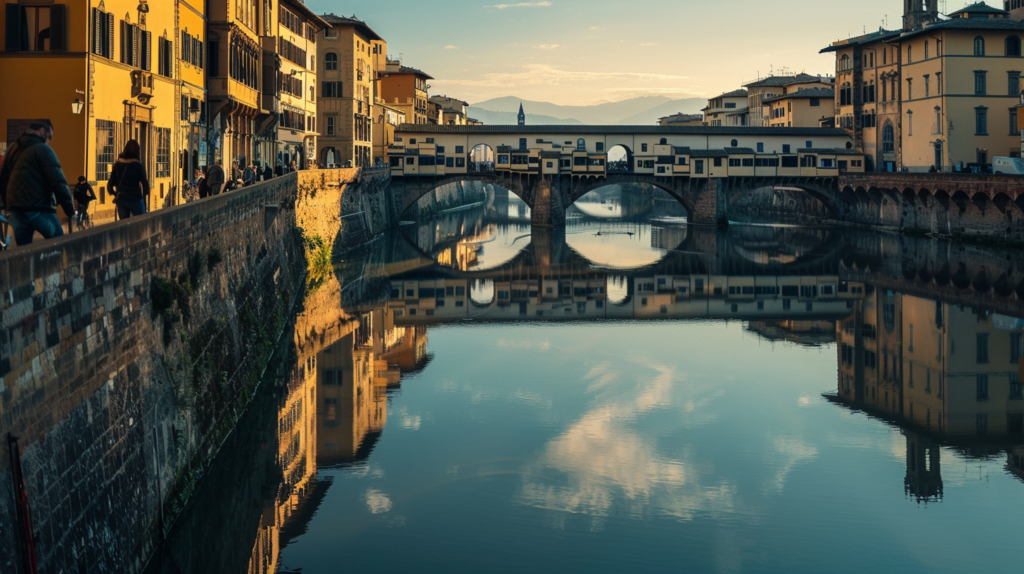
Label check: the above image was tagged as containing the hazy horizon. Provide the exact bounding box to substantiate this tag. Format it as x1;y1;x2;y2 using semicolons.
305;0;913;105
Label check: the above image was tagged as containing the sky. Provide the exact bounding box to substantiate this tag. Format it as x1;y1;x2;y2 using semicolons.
304;0;951;106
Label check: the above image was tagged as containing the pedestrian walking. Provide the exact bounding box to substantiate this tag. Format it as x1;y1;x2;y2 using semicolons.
242;163;256;187
109;139;150;219
263;164;273;181
0;121;75;246
274;162;284;178
207;162;225;196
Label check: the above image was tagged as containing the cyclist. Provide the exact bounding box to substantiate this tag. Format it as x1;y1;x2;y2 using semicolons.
73;175;96;229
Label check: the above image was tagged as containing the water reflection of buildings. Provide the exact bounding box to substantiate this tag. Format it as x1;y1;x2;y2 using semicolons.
830;287;1024;502
245;307;427;572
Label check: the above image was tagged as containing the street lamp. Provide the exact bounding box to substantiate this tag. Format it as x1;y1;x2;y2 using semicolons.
72;98;84;115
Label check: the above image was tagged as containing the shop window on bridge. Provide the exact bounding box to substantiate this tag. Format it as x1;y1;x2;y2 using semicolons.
754;158;778;167
390;157;402;167
513;155;531;165
781;156;798;168
519;138;528;150
820;158;836;168
677;157;688;165
577;139;586;151
742;158;754;167
574;157;588;166
729;158;742;167
561;159;571;168
405;157;415;165
456;158;466;168
437;145;445;153
445;157;454;168
694;160;704;174
456;146;464;154
596;142;604;152
713;158;723;167
641;143;648;152
800;155;816;168
589;158;605;166
498;154;510;164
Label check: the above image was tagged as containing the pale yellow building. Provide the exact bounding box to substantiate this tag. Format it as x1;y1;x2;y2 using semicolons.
744;73;833;127
276;1;327;169
658;113;703;126
899;3;1024;170
763;87;835;128
702;89;748;126
430;95;470;126
316;14;383;168
824;1;1024;172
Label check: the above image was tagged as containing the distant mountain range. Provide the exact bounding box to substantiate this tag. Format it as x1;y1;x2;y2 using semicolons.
467;96;706;126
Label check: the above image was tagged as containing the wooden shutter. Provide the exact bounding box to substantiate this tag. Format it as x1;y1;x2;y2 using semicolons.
106;13;114;59
5;5;22;52
142;31;151;71
166;39;173;77
91;8;101;54
132;25;139;67
120;20;126;63
50;5;66;51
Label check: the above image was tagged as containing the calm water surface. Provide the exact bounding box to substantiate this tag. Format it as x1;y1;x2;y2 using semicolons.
157;185;1024;574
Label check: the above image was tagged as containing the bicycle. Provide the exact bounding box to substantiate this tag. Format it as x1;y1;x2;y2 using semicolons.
74;206;93;231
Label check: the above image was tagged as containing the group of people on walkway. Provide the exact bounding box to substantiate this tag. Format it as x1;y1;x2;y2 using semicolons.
0;122;157;246
0;121;304;248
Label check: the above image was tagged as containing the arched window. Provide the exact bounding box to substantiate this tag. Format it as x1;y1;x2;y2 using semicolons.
730;139;738;147
975;36;985;56
659;138;667;145
882;123;894;155
1007;35;1022;57
840;54;851;71
577;138;586;151
325;52;338;71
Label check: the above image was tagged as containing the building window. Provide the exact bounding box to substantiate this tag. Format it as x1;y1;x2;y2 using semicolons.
577;139;586;151
596;142;604;152
326;116;335;136
325;52;338;71
882;123;894;154
907;111;914;136
975;71;987;95
519;138;527;150
156;128;171;178
976;107;988;135
907;45;912;63
5;5;67;52
1012;109;1019;135
322;81;342;98
840;82;853;106
924;75;930;97
90;7;114;59
782;144;791;154
977;374;989;401
1010;72;1021;96
907;78;913;100
976;332;991;364
975;36;986;56
936;72;942;95
95;119;117;181
158;37;174;77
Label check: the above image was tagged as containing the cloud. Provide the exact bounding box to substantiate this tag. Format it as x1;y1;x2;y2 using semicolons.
588;26;605;30
490;1;552;8
537;44;562;50
365;489;393;514
445;45;460;50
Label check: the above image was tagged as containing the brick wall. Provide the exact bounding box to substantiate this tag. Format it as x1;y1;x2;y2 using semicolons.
0;169;364;573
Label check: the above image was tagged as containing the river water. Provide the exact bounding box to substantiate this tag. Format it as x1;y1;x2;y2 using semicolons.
149;185;1024;574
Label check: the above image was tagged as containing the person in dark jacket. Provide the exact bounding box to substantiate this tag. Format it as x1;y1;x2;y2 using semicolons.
72;176;97;223
0;121;74;246
263;164;273;181
274;162;284;177
109;140;150;219
206;162;225;195
242;163;256;187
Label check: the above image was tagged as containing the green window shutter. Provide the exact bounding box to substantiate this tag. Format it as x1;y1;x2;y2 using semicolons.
50;4;66;51
5;5;22;52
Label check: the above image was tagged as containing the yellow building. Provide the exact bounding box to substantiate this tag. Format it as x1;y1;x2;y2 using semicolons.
702;89;748;126
0;0;192;222
824;1;1024;172
276;1;327;169
207;0;275;172
430;95;470;126
763;87;836;128
899;3;1024;170
381;61;433;126
316;14;384;168
178;0;207;189
372;104;406;167
744;73;834;127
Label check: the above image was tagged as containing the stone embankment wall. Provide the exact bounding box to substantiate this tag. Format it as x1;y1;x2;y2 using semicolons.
0;168;380;573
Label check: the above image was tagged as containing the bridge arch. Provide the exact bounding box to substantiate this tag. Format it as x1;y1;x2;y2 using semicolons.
563;177;698;218
607;145;633;174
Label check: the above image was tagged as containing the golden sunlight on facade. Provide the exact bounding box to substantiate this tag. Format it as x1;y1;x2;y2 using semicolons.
0;0;197;222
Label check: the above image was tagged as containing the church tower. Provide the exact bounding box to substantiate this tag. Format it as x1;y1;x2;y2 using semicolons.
518;103;526;126
903;0;939;31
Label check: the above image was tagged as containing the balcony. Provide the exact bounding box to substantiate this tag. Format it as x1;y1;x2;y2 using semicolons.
130;70;154;104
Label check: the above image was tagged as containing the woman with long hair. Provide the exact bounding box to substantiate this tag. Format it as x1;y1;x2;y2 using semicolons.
109;139;150;219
